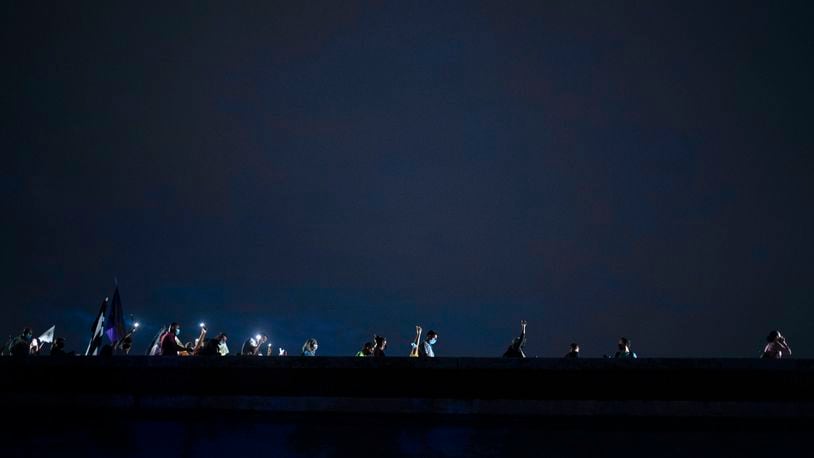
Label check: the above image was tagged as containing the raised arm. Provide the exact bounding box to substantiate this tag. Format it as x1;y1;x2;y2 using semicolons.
168;334;190;353
778;336;792;356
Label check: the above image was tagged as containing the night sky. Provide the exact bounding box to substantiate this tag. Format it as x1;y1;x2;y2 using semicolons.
3;1;813;357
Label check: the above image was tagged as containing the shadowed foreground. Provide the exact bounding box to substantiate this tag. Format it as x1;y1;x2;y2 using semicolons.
1;357;812;457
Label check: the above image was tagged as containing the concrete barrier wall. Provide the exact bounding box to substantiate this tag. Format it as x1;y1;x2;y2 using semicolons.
2;357;812;417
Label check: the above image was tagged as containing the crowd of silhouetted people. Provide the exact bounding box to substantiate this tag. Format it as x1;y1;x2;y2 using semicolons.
1;319;794;360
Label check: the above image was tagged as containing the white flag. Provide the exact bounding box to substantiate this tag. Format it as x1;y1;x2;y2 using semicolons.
38;325;55;344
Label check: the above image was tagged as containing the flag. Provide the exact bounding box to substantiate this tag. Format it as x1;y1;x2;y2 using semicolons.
38;325;55;344
104;287;126;345
2;335;13;355
85;297;108;356
147;326;167;355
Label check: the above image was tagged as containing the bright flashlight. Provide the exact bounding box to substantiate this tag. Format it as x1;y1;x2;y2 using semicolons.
134;322;140;328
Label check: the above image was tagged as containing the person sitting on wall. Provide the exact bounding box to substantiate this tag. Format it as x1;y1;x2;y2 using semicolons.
9;328;34;357
356;342;374;357
418;330;438;358
762;330;792;359
302;338;318;356
241;334;268;355
564;342;579;358
614;337;637;359
199;333;229;356
373;335;387;357
160;323;192;356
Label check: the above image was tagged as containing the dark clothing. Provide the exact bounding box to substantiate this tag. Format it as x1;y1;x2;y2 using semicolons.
1;336;12;355
10;336;31;357
241;339;259;355
160;332;187;356
198;338;221;356
373;348;385;357
762;340;791;359
99;345;114;357
564;351;579;358
503;332;526;358
614;351;637;359
119;336;133;353
50;347;67;356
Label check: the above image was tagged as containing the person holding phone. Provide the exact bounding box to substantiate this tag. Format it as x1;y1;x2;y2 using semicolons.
762;330;792;359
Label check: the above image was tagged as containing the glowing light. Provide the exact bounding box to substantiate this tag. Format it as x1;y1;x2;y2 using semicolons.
134;322;140;328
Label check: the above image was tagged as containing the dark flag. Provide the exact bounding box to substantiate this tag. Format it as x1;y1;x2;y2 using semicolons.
85;297;108;356
104;287;126;345
2;335;13;355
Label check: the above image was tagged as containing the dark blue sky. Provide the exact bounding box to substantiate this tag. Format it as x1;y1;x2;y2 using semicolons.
3;1;813;356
